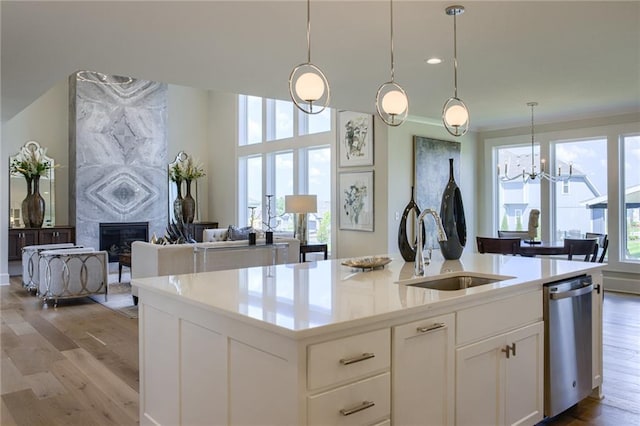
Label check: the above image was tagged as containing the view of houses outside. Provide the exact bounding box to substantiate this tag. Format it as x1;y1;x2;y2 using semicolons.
497;135;640;261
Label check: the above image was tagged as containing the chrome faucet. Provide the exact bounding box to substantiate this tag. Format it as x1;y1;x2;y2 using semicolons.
415;209;448;276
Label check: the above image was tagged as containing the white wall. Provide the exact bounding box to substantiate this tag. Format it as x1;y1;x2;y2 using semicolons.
206;91;238;228
167;85;211;224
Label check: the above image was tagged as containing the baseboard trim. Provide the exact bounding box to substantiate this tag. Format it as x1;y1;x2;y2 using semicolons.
604;275;640;295
0;273;10;286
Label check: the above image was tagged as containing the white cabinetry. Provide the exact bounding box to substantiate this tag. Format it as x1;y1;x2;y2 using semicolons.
591;272;604;396
307;329;391;425
456;322;544;426
392;313;455;426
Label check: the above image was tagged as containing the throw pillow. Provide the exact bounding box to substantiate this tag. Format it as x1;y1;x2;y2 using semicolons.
204;228;228;242
227;225;254;241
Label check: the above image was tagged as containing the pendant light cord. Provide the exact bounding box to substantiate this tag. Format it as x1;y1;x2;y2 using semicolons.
306;0;312;63
453;11;458;98
530;102;536;171
390;0;395;82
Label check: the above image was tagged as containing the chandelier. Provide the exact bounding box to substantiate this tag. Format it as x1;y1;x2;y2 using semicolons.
499;102;573;182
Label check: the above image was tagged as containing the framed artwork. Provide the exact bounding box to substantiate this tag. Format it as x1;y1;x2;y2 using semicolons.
338;110;374;167
413;136;461;217
339;171;374;231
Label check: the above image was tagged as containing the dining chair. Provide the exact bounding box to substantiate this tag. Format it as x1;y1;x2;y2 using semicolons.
563;238;599;262
585;233;608;263
476;237;520;255
497;230;530;239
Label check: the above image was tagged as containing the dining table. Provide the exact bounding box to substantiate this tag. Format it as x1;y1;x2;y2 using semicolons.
518;240;568;256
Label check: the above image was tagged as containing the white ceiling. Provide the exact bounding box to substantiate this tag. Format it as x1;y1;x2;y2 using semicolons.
2;1;639;130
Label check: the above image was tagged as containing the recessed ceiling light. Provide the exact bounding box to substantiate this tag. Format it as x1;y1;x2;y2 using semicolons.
425;57;442;65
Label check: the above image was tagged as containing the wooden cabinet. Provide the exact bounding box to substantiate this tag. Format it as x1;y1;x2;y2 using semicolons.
8;227;75;260
8;229;38;260
392;313;455;426
456;321;544;426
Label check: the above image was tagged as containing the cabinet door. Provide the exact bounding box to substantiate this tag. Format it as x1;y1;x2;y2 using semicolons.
8;229;38;260
39;228;74;245
456;334;504;426
504;322;544;426
393;313;455;426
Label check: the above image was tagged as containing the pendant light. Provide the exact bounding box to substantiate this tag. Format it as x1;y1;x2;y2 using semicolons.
289;0;330;114
442;5;469;137
375;0;408;126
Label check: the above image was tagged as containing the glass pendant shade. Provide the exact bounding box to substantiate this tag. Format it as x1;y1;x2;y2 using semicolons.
295;71;325;101
376;81;408;127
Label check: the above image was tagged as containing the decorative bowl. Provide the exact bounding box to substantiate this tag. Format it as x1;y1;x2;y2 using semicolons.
341;256;392;271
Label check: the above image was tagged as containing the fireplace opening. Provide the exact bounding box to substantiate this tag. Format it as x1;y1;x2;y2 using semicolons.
99;222;149;262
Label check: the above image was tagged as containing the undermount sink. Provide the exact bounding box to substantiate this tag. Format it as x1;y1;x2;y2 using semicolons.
400;273;514;291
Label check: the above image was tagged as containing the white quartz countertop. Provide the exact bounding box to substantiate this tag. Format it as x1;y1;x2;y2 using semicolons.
132;252;603;338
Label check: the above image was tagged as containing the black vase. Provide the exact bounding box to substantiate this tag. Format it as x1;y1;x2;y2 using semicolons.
398;186;426;262
173;180;183;224
438;158;467;260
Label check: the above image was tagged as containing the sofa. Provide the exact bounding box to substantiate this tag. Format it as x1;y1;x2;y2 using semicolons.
131;228;300;280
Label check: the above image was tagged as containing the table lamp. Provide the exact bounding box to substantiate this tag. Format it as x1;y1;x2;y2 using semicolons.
285;195;317;245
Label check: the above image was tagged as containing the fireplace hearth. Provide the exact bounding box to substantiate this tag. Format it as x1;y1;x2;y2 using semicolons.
99;222;149;262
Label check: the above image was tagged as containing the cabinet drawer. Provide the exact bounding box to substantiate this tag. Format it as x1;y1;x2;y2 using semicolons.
308;328;390;390
457;290;542;346
308;372;390;426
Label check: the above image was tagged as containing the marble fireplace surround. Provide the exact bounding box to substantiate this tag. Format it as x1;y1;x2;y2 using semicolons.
69;72;168;252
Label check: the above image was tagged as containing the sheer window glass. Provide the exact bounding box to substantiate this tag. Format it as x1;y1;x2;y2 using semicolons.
246;156;263;227
307;147;331;245
239;95;263;146
299;108;331;136
623;135;640;262
553;138;607;240
274;151;294;232
496;145;540;233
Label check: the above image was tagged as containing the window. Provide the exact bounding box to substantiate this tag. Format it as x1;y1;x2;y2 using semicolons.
307;147;331;246
238;95;334;244
553;138;607;240
495;145;540;232
622;135;640;262
239;95;263;146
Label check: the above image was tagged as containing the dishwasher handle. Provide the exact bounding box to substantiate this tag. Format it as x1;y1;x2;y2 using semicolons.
549;283;593;300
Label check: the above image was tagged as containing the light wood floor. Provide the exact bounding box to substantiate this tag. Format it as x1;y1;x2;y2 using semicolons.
1;277;639;425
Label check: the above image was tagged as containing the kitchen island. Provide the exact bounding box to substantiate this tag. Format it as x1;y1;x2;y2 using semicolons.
132;252;604;426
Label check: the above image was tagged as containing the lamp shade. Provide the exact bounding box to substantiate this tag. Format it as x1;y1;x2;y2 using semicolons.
285;195;317;213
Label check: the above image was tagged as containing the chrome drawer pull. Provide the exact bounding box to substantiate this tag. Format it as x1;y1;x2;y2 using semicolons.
339;400;375;416
339;352;375;365
416;323;445;334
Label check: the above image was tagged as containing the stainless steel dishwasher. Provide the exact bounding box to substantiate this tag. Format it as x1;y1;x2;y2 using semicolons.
543;274;593;418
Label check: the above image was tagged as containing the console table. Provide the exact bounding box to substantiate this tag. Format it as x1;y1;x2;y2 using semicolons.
193;242;289;273
8;226;75;261
299;243;328;262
